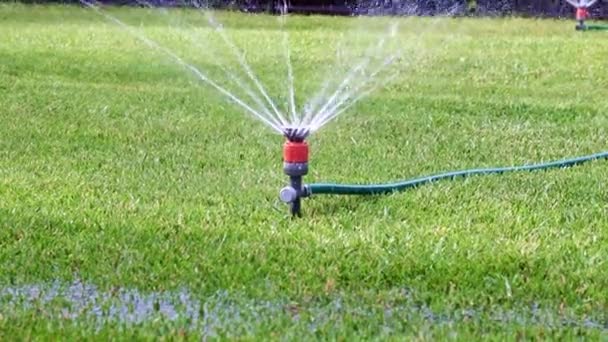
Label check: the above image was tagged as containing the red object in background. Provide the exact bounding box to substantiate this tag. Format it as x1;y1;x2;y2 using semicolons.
576;7;590;20
283;141;309;163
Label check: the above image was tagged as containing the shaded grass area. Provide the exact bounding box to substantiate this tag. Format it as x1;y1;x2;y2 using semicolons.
1;3;608;339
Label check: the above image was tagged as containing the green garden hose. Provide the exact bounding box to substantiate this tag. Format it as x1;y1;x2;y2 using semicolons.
306;151;608;196
581;24;608;31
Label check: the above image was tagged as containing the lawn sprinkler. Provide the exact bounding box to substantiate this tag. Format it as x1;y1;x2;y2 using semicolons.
566;0;608;31
277;126;608;216
279;127;311;217
575;6;590;30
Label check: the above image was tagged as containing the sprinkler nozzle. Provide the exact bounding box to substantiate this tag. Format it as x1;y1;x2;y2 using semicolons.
281;137;310;217
283;127;310;142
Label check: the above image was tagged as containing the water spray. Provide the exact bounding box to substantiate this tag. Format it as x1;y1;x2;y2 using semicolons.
80;1;608;218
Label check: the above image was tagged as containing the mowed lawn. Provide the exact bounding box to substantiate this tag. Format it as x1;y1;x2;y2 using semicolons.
1;3;608;339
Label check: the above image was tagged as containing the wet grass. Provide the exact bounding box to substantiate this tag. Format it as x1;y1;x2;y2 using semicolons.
1;3;608;339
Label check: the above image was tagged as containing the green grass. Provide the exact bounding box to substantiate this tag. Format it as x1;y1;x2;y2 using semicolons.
1;3;608;339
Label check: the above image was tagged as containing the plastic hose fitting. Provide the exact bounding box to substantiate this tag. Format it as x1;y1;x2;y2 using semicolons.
280;140;310;217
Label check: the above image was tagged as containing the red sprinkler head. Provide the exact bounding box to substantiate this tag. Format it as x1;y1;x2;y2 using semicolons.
283;140;309;164
279;128;311;217
576;7;589;21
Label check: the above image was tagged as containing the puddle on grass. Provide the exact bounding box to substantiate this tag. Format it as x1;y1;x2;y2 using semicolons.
0;279;606;337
